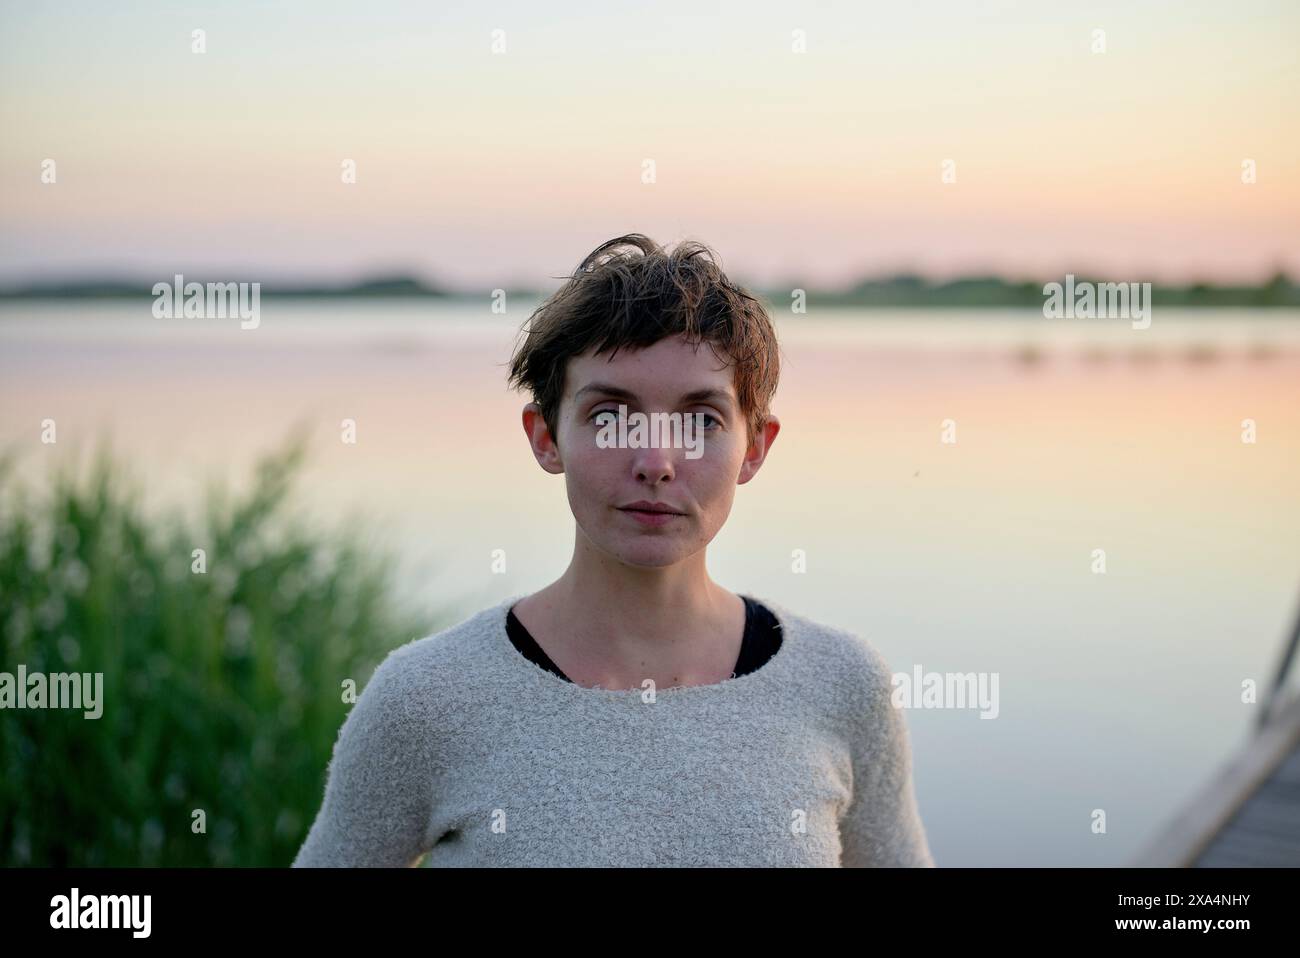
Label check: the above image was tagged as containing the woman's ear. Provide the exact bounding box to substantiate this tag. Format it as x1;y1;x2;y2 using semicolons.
523;402;565;475
738;415;780;485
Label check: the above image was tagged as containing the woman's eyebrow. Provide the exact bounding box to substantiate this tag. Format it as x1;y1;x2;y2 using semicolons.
574;382;635;402
679;388;734;409
575;382;734;408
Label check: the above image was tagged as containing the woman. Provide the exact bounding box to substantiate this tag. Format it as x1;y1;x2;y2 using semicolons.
293;234;936;867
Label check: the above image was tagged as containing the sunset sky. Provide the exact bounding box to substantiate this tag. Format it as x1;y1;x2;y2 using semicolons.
1;0;1297;289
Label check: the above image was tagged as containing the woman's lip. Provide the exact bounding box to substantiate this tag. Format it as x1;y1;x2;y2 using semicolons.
619;507;682;526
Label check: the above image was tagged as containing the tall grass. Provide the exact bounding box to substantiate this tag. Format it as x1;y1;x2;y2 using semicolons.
0;428;437;866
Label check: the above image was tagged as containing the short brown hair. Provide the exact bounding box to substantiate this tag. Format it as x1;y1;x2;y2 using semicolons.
506;233;781;449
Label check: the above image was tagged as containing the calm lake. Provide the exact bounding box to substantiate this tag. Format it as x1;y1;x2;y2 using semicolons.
3;299;1299;866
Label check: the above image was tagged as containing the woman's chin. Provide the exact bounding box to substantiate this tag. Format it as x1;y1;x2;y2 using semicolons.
609;542;688;569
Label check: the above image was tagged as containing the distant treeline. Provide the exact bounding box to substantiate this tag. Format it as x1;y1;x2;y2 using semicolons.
0;276;466;300
2;271;1298;308
795;272;1300;308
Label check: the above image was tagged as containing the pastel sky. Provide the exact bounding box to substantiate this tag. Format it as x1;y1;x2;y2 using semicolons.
1;0;1296;289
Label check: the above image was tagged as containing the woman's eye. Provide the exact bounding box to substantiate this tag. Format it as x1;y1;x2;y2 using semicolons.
694;413;721;430
589;409;720;429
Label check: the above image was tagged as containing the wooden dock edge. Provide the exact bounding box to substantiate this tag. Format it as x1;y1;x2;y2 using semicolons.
1129;691;1300;867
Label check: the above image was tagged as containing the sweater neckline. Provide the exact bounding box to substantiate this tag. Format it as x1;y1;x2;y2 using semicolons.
488;592;797;699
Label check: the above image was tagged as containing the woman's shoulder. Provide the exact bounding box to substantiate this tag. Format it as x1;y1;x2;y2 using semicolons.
385;596;509;666
750;597;901;717
755;597;895;675
353;596;515;717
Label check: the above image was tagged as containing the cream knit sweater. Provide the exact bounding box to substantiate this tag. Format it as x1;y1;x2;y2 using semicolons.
293;593;936;867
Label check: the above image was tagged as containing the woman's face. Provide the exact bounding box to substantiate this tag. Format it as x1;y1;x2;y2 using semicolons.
523;333;778;569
